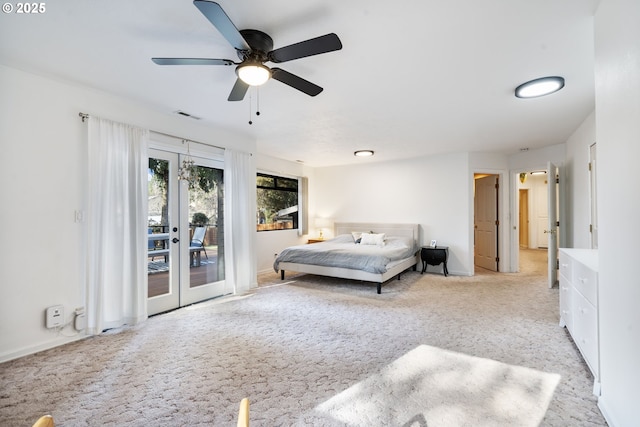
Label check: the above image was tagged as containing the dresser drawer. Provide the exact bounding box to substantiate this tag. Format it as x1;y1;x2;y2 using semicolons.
572;290;599;376
559;251;573;282
559;275;573;331
573;262;598;306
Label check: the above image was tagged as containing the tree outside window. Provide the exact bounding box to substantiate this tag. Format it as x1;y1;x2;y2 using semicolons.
257;173;298;231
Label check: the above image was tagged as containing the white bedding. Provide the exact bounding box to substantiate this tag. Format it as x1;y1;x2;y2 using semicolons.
274;223;421;294
274;234;416;274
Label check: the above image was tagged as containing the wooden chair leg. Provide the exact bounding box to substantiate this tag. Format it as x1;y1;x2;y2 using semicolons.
237;398;249;427
32;415;55;427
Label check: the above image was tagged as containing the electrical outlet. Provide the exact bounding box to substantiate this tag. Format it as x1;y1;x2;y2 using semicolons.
45;305;64;328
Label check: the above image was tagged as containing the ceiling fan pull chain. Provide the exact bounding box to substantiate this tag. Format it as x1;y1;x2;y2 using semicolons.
248;90;253;125
256;87;261;117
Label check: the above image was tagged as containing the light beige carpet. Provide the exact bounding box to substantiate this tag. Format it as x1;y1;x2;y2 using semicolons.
306;345;560;426
0;249;606;426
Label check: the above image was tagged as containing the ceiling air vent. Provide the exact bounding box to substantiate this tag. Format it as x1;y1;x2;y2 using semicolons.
174;110;201;120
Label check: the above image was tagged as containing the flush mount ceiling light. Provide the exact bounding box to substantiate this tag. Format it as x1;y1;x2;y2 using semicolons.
515;76;565;98
236;62;271;86
354;150;374;157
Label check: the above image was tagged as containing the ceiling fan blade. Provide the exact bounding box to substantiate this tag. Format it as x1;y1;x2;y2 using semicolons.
193;0;250;51
228;78;250;101
269;33;342;63
271;68;323;97
152;58;235;66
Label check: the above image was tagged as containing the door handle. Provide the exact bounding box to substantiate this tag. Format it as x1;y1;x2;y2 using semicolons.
544;229;556;234
172;237;179;243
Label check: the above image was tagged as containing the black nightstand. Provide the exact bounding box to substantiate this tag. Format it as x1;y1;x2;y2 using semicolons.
421;246;449;276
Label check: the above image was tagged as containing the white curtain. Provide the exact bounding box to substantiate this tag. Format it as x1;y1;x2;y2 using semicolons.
224;149;257;294
86;117;149;334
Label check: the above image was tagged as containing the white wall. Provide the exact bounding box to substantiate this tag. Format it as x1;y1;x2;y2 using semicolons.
594;0;640;425
508;143;565;171
565;111;596;249
0;65;254;362
312;152;473;276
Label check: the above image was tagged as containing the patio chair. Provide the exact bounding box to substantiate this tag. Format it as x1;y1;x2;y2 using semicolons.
148;228;156;260
190;226;208;259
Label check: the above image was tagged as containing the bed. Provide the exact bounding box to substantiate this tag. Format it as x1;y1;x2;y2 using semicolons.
273;222;420;294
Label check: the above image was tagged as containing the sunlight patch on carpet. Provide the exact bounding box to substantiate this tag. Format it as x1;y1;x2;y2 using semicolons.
309;345;560;427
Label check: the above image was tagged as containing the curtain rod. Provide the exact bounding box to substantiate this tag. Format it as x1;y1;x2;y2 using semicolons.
78;112;228;152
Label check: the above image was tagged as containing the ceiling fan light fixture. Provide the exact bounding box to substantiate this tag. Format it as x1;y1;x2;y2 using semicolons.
515;76;565;98
237;63;271;86
354;150;374;157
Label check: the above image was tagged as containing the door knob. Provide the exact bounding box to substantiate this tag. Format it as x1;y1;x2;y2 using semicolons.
172;237;179;243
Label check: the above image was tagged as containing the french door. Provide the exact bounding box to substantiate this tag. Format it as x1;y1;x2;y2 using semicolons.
147;148;226;315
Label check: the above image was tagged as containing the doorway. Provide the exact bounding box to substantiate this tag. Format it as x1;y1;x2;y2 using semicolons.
147;148;226;315
514;166;561;287
518;189;529;248
517;176;547;276
474;174;499;272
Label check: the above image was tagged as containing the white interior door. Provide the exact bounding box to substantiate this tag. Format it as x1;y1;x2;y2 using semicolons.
475;175;499;271
589;143;598;249
546;161;558;288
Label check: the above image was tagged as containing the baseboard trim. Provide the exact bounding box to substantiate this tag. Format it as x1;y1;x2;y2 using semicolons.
598;396;618;427
0;334;87;364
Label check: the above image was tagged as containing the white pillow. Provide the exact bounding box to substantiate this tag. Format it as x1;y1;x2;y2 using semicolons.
360;232;386;246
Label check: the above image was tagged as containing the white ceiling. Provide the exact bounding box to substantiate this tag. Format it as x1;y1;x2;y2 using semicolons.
0;0;598;167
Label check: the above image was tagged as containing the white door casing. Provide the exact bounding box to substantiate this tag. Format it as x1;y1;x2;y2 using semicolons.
475;175;498;272
546;161;559;288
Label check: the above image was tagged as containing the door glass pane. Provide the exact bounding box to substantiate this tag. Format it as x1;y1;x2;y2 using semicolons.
188;165;224;287
148;157;171;297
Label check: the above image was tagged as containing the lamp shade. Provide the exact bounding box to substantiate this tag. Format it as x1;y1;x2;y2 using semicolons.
237;63;271;86
314;217;332;228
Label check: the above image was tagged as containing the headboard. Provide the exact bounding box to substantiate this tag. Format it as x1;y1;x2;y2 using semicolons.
334;222;420;242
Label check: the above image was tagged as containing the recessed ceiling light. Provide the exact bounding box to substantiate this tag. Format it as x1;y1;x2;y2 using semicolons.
515;76;565;98
354;150;374;157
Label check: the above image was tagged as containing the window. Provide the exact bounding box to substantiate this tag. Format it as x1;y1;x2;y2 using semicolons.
257;173;298;231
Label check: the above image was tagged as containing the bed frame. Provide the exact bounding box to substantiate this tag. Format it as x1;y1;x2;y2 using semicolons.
278;222;420;294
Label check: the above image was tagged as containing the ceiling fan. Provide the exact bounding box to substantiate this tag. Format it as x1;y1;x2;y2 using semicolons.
152;0;342;101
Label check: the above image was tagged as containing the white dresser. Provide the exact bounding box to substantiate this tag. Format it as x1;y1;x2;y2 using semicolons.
559;248;599;395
